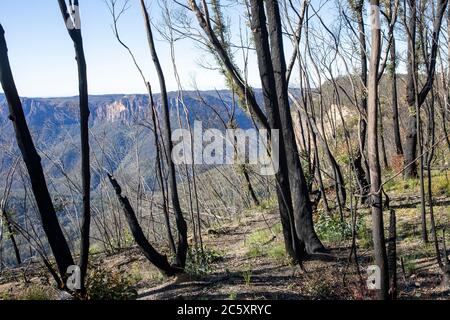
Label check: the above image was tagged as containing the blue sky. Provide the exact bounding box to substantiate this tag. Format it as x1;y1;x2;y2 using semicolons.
0;0;347;98
0;0;253;97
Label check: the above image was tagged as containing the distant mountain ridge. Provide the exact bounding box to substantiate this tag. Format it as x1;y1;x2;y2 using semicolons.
0;90;258;195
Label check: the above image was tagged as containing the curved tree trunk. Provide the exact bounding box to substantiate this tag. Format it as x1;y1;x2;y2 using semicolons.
107;175;179;277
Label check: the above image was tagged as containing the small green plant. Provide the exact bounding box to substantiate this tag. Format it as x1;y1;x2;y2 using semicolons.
185;247;224;277
16;286;54;300
430;173;450;197
85;267;137;300
228;292;238;300
0;291;11;300
129;263;143;283
305;276;333;298
267;242;287;261
242;267;252;286
150;272;165;284
357;220;373;249
245;228;277;258
403;259;417;275
315;214;354;243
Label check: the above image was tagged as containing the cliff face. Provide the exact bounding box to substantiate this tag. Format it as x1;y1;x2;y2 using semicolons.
0;91;255;128
0;94;148;126
0;91;254;192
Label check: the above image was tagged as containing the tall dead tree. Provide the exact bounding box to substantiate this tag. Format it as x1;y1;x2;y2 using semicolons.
108;174;179;276
403;0;448;178
367;0;389;300
383;0;403;156
188;0;324;255
346;0;370;203
57;0;91;291
0;24;75;281
249;0;303;261
140;0;188;268
265;0;324;253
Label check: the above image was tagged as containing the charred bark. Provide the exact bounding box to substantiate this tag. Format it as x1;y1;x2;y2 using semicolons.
107;174;179;277
265;0;324;254
249;0;304;262
367;1;390;299
57;0;91;290
0;24;74;280
140;0;188;268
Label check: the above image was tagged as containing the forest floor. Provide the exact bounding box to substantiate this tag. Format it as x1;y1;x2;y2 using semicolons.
1;173;449;300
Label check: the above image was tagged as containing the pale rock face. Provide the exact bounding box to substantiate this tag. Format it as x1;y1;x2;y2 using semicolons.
103;101;128;122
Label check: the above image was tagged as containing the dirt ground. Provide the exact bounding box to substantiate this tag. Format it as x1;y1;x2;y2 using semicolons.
1;195;449;300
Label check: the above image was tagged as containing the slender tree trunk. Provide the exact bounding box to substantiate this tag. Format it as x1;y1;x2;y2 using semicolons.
140;1;188;268
404;0;418;178
389;37;403;155
1;210;21;265
241;165;260;206
147;83;177;255
57;0;91;291
367;1;390;299
388;209;397;299
107;174;179;276
353;3;370;202
0;24;74;280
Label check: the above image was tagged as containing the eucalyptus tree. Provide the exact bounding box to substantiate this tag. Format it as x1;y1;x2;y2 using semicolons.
367;0;389;300
57;0;91;292
0;24;75;285
187;0;324;257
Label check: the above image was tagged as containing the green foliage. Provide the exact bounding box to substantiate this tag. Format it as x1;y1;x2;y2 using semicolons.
245;224;288;262
109;230;135;252
0;291;11;300
85;267;137;300
228;292;238;300
267;242;287;260
245;228;273;258
242;266;252;286
357;220;373;249
150;272;165;284
403;259;417;275
315;214;354;243
185;247;224;278
16;286;54;300
430;173;450;197
384;171;449;197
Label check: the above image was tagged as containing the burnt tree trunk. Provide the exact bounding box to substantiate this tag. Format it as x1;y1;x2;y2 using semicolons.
265;0;324;254
249;0;304;262
57;0;91;290
367;1;390;300
0;24;74;280
140;0;188;268
389;37;403;155
388;210;397;299
107;174;179;277
352;2;370;202
147;82;177;255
